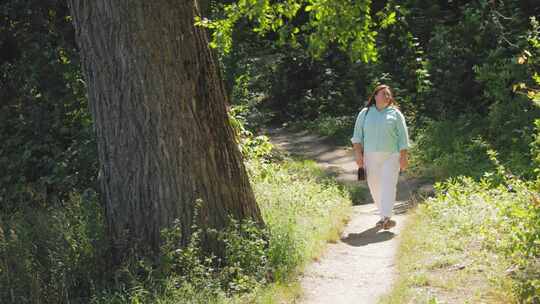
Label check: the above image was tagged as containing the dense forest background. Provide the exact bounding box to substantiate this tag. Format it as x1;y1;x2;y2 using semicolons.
1;0;539;303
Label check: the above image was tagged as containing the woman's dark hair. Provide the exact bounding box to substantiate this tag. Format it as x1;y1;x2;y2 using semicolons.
366;84;398;108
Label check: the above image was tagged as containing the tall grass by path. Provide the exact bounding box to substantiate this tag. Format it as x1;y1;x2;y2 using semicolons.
249;158;352;279
379;172;539;304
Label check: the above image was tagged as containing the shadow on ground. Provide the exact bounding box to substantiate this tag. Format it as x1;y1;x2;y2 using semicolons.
341;227;396;247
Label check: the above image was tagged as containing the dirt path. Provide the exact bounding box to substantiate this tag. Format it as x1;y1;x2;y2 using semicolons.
264;126;428;304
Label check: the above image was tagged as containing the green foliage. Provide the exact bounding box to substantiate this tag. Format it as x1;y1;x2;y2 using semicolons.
382;172;518;302
159;215;269;297
408;116;494;180
0;0;98;213
482;151;540;303
398;1;538;122
532;119;540;186
0;191;109;304
388;147;539;303
197;0;382;63
474;54;538;177
228;105;274;160
248;158;351;280
302;0;379;62
216;218;269;293
513;16;540;107
424;155;540;303
267;48;369;121
409;15;540;181
88;157;351;303
0;4;102;301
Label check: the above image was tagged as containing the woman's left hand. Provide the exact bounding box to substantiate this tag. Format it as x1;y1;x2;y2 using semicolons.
400;155;408;171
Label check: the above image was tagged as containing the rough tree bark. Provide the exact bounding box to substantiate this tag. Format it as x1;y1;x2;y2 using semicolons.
68;0;263;262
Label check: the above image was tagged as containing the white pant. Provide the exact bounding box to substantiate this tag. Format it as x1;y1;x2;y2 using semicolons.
364;152;400;218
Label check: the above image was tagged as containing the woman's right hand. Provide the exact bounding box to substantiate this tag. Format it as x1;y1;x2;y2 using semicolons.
356;156;364;168
352;143;364;168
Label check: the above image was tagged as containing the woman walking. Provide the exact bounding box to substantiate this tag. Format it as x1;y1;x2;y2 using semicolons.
351;85;410;230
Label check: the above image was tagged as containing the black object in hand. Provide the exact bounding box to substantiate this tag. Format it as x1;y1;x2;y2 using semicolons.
357;167;366;181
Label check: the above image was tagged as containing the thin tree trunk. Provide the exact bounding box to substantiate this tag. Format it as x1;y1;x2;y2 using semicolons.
68;0;263;262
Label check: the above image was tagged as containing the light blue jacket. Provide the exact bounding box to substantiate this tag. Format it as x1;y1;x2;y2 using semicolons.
351;105;410;153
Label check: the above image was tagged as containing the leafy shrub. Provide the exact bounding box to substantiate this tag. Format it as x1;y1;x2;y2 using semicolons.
418;150;540;303
0;190;109;304
482;151;540;303
249;159;351;280
216;218;269;293
229;105;274;160
409;116;494;180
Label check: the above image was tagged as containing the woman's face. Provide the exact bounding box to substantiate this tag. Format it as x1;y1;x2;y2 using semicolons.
375;88;390;104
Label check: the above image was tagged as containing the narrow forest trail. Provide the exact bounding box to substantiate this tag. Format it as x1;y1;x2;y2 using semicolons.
264;126;430;304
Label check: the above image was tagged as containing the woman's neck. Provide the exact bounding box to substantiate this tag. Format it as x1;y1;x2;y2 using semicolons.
375;101;390;110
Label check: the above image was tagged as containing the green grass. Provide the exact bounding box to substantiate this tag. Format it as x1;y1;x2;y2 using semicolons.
196;157;353;303
380;211;514;304
245;157;352;302
379;175;540;304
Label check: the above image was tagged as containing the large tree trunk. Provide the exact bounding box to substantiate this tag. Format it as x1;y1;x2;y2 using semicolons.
68;0;263;262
